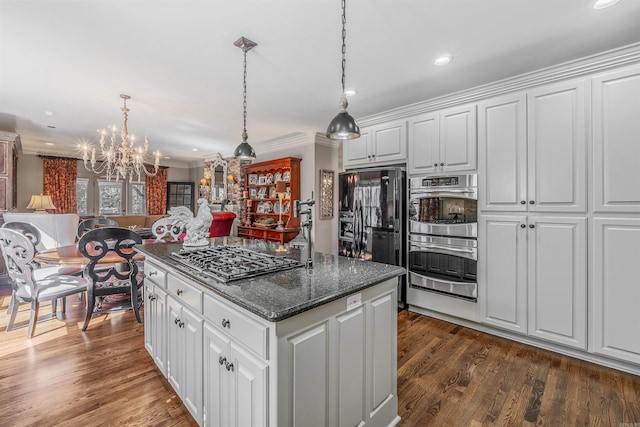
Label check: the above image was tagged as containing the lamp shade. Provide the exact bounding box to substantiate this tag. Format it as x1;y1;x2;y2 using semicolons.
275;180;287;194
233;141;256;160
26;194;56;213
326;110;360;140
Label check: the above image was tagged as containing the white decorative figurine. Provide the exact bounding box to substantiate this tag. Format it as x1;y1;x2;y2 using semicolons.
168;198;213;247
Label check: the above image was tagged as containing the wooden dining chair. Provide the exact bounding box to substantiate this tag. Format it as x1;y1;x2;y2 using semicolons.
77;218;119;238
77;227;143;331
0;228;88;338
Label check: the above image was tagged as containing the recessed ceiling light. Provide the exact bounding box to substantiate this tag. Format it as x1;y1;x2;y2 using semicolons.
44;110;55;116
344;88;357;97
45;142;54;146
594;0;620;9
192;148;199;152
433;54;453;66
164;156;171;159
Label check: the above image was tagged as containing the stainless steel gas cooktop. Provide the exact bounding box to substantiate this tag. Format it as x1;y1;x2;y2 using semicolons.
168;245;303;283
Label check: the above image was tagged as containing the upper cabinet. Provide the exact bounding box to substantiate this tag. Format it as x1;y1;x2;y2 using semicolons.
343;119;407;168
408;104;477;175
478;79;587;212
592;64;640;213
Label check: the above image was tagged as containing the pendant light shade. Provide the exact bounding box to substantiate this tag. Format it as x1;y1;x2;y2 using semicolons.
233;36;257;160
326;0;360;140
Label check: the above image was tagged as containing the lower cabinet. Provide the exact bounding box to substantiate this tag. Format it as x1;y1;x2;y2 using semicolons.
480;215;587;349
592;217;640;364
167;295;204;424
144;282;167;376
203;323;268;427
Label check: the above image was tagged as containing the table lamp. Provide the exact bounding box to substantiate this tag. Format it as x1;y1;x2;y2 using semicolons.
26;194;56;213
275;180;286;231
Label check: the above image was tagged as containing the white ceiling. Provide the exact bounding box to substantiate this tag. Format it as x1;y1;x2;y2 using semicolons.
1;0;639;167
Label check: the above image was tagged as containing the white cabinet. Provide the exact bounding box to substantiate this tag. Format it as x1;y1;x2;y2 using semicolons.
343;119;406;168
592;218;640;364
592;65;640;213
480;215;587;349
280;288;397;427
478;79;586;212
408;103;477;175
203;323;268;427
144;282;167;375
143;261;167;375
166;277;204;425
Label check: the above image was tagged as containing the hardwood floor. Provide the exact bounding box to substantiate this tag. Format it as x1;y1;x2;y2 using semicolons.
1;288;639;426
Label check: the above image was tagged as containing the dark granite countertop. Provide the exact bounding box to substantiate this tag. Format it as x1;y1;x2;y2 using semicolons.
136;237;405;322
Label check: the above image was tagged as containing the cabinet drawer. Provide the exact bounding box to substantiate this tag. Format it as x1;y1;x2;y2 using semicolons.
144;261;166;289
204;294;269;358
168;274;203;313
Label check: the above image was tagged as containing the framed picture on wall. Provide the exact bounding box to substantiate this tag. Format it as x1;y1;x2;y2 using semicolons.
319;169;334;219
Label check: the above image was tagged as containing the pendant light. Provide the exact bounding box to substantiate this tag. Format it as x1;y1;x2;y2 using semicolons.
233;36;257;160
326;0;360;140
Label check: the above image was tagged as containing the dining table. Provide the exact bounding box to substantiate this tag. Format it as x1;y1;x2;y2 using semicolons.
34;242;147;266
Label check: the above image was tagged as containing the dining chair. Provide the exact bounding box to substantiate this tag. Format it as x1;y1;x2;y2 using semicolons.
77;218;119;238
77;227;143;331
2;222;83;315
0;228;88;338
150;217;183;242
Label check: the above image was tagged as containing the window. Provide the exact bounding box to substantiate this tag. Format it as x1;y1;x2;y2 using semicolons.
129;182;146;215
167;182;194;211
98;181;123;216
76;178;89;215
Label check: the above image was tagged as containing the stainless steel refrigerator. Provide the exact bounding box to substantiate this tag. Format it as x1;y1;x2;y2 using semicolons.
338;167;406;307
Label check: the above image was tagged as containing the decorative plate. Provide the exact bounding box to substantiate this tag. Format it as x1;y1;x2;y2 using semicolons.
273;201;281;214
248;174;258;185
282;171;290;182
269;186;277;199
274;172;282;182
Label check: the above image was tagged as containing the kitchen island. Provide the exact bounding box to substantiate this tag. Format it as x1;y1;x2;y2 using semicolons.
137;237;405;427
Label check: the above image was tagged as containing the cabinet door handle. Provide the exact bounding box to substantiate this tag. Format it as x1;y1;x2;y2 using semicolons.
520;224;526;228
176;289;183;296
221;318;231;328
440;162;444;166
148;271;158;276
433;163;438;167
179;321;185;328
529;200;535;204
219;356;226;365
520;200;526;205
225;361;234;372
174;317;180;325
529;224;535;229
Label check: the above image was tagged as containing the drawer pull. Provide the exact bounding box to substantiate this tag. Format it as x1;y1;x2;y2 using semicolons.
176;289;184;296
221;318;231;328
174;317;180;325
225;361;234;372
219;356;226;365
148;271;158;276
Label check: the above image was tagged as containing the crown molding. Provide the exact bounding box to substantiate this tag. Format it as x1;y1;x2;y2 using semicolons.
358;42;640;127
314;133;340;149
254;132;314;155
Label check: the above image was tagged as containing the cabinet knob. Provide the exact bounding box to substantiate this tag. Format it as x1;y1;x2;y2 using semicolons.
225;361;234;372
520;200;526;205
440;162;444;166
219;356;226;366
529;224;535;229
176;289;183;296
433;163;438;167
529;200;535;204
174;317;180;325
520;224;526;228
221;318;231;328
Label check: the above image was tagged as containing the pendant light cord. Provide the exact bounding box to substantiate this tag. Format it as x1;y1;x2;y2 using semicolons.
341;0;347;93
243;48;248;139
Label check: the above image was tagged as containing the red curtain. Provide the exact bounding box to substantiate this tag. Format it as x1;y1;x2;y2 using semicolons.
146;167;168;215
42;157;78;213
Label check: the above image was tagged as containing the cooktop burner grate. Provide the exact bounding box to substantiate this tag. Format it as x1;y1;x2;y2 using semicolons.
168;245;303;283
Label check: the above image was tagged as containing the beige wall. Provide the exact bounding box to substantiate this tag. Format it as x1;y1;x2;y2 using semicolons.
314;137;339;255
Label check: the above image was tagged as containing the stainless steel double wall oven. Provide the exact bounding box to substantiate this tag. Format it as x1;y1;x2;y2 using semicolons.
408;174;478;301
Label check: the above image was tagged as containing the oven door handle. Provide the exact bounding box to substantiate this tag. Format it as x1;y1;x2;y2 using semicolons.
410;242;477;259
410;189;475;197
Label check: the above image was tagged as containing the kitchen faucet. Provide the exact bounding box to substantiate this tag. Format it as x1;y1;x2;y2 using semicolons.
293;193;316;269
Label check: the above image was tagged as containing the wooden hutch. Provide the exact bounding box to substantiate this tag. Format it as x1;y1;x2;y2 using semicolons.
237;157;301;244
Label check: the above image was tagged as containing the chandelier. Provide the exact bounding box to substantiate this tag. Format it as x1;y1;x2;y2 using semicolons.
81;94;161;182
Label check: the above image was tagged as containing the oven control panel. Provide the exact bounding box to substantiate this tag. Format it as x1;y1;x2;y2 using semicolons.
422;176;459;187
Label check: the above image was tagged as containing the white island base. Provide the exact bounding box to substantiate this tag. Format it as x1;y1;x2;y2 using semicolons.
144;258;400;427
